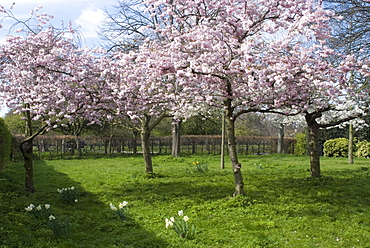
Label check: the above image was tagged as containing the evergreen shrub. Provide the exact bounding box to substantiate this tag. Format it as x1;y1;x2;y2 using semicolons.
355;140;370;158
0;118;12;171
294;132;307;155
323;138;349;157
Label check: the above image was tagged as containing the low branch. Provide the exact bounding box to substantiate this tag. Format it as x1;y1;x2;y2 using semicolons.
318;112;363;128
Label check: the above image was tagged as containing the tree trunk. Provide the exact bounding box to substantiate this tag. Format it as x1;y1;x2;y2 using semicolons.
348;123;354;164
132;129;139;155
277;123;285;153
305;114;321;177
20;138;35;192
171;118;181;157
225;102;245;196
61;137;66;154
21;107;36;192
220;111;226;169
76;136;82;158
141;117;153;173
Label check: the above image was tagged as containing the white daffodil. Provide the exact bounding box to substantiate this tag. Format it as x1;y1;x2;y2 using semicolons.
25;206;33;212
45;204;50;209
119;201;128;209
110;203;117;211
183;216;189;222
178;210;184;216
49;215;56;220
36;205;42;211
165;218;174;228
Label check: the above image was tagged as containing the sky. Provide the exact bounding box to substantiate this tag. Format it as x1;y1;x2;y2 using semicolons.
0;0;119;117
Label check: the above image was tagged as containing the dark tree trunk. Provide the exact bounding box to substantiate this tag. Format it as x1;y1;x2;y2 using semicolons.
132;129;139;155
20;107;36;192
20;138;35;193
305;113;321;177
171;118;181;157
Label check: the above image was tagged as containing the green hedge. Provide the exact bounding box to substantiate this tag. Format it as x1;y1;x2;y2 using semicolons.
323;138;349;157
355;140;370;158
294;132;308;155
0;118;12;171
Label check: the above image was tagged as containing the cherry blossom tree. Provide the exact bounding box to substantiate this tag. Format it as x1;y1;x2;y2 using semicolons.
103;45;190;173
0;6;111;192
139;0;369;195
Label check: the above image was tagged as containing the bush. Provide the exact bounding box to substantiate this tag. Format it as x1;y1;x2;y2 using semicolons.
0;118;12;171
294;132;308;155
355;140;370;158
323;138;349;157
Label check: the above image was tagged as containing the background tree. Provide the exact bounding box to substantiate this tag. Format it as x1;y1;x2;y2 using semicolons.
104;48;185;173
100;0;158;52
182;114;222;135
101;0;204;159
55;118;90;157
3;111;41;135
324;0;370;164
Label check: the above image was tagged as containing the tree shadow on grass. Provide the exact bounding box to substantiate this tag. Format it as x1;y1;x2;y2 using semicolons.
107;170;235;206
118;180;233;204
0;160;169;248
253;167;370;220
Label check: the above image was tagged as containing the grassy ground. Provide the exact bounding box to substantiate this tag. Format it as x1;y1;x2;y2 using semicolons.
1;154;370;247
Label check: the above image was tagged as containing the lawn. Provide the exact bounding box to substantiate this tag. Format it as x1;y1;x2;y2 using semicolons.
1;154;370;247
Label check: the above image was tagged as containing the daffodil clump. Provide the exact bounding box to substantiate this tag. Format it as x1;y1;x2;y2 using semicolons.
165;210;196;239
25;203;51;219
47;215;71;239
186;161;208;173
25;203;70;239
57;186;79;204
110;201;129;220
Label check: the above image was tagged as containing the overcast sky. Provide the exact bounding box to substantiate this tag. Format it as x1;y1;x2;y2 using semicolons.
0;0;119;116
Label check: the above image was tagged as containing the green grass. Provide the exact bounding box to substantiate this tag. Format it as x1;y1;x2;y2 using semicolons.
1;154;370;247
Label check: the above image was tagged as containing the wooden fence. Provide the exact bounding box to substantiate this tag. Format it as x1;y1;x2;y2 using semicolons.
12;135;296;159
